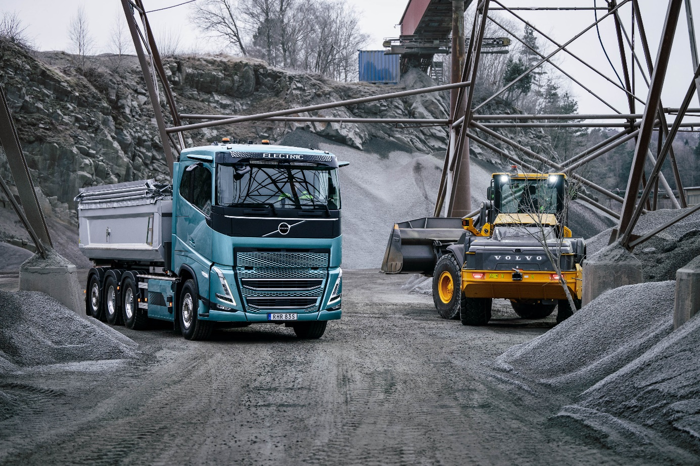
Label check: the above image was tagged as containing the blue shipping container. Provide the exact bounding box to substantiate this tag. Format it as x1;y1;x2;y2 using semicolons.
358;51;400;84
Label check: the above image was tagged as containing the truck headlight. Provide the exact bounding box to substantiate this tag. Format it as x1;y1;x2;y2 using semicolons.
212;266;236;305
328;268;342;304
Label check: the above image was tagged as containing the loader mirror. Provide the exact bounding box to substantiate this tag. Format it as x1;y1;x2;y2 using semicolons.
486;186;493;200
233;165;251;180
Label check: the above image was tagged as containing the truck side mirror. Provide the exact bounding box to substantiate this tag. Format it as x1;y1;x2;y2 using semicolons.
234;165;251;180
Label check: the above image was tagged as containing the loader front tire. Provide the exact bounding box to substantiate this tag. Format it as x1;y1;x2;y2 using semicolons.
432;254;462;320
460;296;492;326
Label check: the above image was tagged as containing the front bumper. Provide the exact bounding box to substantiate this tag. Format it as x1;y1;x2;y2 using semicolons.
461;267;581;300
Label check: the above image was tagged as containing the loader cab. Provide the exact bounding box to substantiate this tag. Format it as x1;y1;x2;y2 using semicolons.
488;173;569;231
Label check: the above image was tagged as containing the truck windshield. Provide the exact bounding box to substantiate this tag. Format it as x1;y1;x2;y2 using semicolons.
217;163;341;209
500;179;558;214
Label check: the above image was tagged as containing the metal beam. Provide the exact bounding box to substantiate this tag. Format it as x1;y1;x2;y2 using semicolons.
167;81;471;133
617;0;683;242
561;128;637;170
475;0;630;113
468;122;627;204
465;131;620;219
0;173;47;258
564;129;640;172
633;0;687;207
181;115;450;125
0;86;51;252
685;0;700;103
121;0;175;176
492;0;642;110
448;0;491;217
621;62;700;247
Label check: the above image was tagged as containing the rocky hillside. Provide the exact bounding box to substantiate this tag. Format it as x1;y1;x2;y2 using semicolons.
0;39;601;268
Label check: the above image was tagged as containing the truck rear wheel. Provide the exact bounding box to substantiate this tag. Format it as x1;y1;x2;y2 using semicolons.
511;300;556;319
432;254;462;320
460;296;492;326
104;275;121;325
87;274;103;320
122;275;149;330
179;279;213;341
556;298;582;324
293;321;327;339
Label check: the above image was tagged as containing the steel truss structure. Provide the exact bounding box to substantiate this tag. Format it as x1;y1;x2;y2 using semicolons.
123;0;700;251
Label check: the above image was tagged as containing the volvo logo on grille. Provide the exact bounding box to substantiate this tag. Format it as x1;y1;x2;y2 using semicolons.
278;222;291;235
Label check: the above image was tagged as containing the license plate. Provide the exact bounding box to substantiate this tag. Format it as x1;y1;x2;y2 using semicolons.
488;273;500;279
267;313;297;321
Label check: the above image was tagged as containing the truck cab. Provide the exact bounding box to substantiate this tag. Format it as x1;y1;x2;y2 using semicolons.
79;142;345;340
172;143;344;338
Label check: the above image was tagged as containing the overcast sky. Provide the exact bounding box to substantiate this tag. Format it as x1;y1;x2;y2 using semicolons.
3;0;700;119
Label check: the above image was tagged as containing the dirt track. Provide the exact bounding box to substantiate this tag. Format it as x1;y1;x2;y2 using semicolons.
0;270;656;465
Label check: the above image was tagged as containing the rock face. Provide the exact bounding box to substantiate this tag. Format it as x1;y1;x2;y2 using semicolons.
0;41;453;218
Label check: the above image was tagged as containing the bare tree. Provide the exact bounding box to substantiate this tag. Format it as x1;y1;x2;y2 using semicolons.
109;10;132;69
157;27;182;57
498;172;582;320
191;0;247;56
0;11;29;46
68;6;94;69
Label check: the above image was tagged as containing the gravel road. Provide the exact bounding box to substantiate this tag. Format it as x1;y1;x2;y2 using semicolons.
0;271;658;465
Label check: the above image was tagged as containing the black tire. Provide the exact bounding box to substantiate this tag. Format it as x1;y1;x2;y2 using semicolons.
432;254;462;320
511;300;556;319
179;279;213;341
122;276;149;330
556;297;582;324
460;296;492;326
104;275;121;325
293;321;327;339
86;274;104;320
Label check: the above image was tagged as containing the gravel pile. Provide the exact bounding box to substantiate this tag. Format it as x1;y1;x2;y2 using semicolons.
0;290;137;375
587;207;700;281
0;243;32;274
555;312;700;461
495;281;675;394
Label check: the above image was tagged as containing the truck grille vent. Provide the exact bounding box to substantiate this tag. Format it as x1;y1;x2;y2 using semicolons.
246;297;319;309
241;279;323;291
237;252;329;268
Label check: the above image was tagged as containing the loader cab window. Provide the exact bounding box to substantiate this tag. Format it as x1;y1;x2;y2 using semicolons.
498;177;562;215
180;163;212;216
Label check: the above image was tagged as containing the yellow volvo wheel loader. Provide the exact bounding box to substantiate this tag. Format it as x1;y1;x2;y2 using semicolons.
381;172;585;325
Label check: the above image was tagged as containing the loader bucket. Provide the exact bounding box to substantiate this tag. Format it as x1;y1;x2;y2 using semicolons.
380;217;465;275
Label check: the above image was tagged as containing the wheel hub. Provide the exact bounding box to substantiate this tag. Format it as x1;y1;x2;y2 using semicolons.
124;287;134;320
438;271;454;304
90;283;99;311
182;293;193;330
107;285;116;317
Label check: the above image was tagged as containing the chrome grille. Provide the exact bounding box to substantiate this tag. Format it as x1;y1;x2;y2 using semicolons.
236;251;329;268
241;279;323;291
237;268;326;280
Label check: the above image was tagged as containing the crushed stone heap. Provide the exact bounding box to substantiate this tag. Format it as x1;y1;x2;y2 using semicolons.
494;281;700;462
0;290;137;375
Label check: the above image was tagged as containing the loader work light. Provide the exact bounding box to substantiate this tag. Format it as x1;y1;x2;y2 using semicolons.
500;175;509;183
548;175;559;184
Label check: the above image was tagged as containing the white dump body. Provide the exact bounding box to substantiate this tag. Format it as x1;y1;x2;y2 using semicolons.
76;180;172;264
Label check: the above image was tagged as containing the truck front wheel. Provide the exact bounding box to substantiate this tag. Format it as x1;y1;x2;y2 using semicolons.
432;254;462;320
293;321;327;339
460;297;492;326
179;279;213;341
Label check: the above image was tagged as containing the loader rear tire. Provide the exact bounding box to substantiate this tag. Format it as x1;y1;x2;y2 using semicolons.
432;254;462;320
460;296;492;326
511;300;556;319
556;298;582;324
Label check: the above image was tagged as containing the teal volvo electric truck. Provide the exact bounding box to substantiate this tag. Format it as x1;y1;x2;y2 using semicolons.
77;142;345;340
